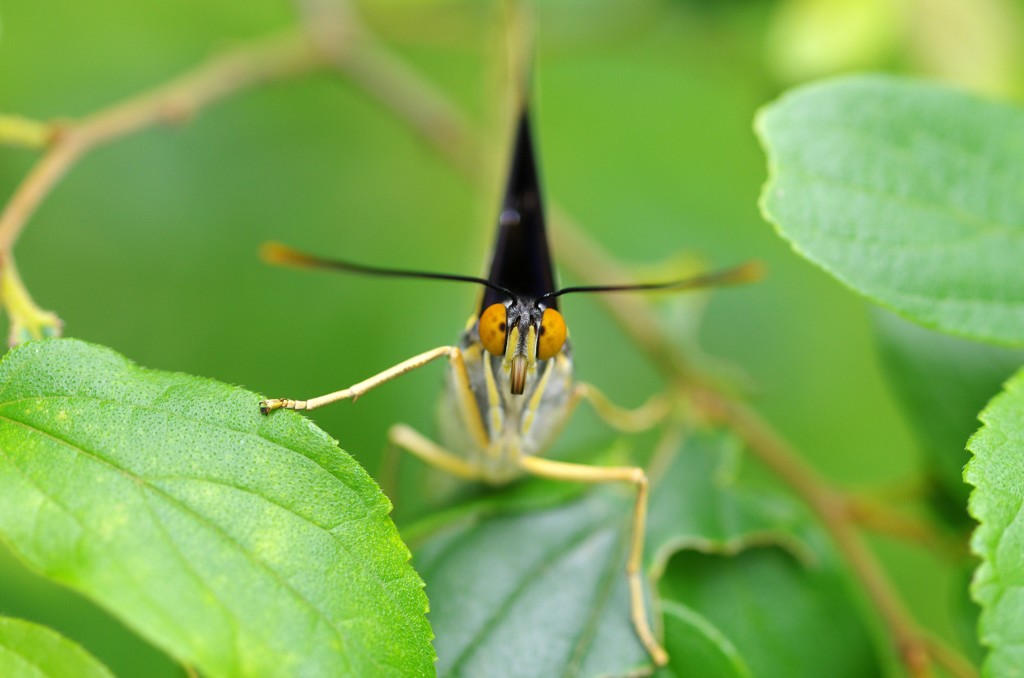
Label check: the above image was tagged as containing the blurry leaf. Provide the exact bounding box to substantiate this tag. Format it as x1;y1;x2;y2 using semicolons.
646;431;813;575
0;617;113;678
656;431;885;677
409;430;817;676
0;540;182;678
659;535;884;678
965;366;1024;675
0;339;434;677
758;75;1024;346
655;601;751;678
873;309;1024;514
412;482;651;677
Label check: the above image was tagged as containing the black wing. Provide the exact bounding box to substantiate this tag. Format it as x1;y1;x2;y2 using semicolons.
480;110;559;313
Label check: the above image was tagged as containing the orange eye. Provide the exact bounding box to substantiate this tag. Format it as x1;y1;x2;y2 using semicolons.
479;303;508;356
537;308;566;360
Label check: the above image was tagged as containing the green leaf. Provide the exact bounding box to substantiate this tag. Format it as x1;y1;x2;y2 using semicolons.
655;601;751;678
649;434;882;674
645;431;813;575
757;75;1024;345
0;339;434;677
874;309;1024;512
966;366;1024;675
659;538;883;678
655;433;885;677
412;480;650;676
0;617;114;678
408;430;817;676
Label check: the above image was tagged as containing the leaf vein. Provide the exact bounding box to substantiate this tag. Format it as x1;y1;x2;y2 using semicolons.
0;427;207;661
0;410;395;676
444;499;620;676
778;164;1021;244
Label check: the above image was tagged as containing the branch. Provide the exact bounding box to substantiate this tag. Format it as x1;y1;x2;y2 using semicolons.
847;494;968;558
0;29;325;255
549;207;701;382
700;396;935;676
0;29;329;345
1;255;62;345
343;35;478;178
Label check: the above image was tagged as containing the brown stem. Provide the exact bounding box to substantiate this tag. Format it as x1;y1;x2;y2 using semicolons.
848;494;968;558
0;29;325;256
701;395;935;676
924;635;981;678
0;254;62;345
343;36;478;178
551;208;695;377
0;142;83;255
0;29;331;344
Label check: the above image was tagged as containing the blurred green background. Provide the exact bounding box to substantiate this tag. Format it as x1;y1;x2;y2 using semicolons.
2;0;1023;674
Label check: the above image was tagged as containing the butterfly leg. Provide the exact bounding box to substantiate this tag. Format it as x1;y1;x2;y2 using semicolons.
573;382;669;433
540;381;669;449
518;455;669;667
259;345;458;414
378;345;490;506
386;423;481;481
